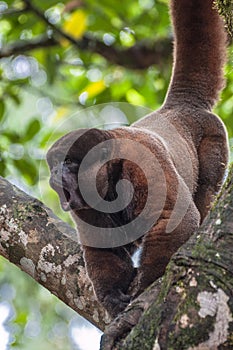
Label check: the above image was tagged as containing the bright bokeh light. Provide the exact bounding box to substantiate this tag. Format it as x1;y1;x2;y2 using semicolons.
0;302;10;350
71;325;102;350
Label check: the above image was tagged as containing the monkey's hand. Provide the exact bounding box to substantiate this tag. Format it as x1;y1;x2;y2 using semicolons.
128;272;142;298
128;268;163;298
98;289;132;318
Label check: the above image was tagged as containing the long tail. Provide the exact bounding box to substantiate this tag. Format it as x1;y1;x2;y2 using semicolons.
164;0;227;110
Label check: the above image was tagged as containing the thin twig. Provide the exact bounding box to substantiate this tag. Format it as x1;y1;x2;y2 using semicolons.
0;36;57;58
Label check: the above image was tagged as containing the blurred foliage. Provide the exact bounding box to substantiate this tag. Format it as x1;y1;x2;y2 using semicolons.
0;0;233;349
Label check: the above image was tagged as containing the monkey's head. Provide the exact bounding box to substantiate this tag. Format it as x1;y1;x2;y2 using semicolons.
46;128;118;214
47;127;167;246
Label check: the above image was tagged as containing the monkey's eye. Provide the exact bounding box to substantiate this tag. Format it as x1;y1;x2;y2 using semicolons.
100;148;108;162
64;157;72;165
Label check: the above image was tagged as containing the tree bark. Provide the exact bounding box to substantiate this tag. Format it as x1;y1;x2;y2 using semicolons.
0;167;233;349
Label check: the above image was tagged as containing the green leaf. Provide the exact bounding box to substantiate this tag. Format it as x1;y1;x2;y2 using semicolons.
0;160;6;176
14;311;28;325
45;53;57;84
13;159;38;185
22;119;41;143
3;131;20;143
0;100;5;122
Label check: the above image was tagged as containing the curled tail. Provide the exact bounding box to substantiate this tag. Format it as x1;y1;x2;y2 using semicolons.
165;0;227;110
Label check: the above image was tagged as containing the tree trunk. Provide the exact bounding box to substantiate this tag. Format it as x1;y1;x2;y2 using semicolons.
0;166;233;349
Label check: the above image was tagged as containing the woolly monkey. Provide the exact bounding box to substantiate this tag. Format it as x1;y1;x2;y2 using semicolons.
47;0;229;317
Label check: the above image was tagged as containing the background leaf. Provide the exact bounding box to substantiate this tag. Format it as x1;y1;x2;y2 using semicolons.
0;100;5;122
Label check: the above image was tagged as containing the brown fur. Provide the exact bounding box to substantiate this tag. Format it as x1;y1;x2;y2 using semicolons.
47;0;229;317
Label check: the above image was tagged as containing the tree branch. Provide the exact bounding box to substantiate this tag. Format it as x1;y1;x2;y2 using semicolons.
0;176;110;331
0;8;28;16
83;37;172;70
0;35;58;58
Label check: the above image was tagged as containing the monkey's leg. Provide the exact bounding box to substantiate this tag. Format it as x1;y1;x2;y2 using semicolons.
130;200;200;297
194;135;228;223
83;245;135;317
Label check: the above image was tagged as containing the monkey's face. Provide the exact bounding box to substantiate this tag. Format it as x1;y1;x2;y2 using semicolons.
46;128;114;213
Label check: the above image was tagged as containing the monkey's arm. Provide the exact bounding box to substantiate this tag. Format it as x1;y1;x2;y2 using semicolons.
83;245;135;318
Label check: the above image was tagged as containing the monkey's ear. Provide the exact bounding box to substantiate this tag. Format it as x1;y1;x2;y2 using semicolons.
69;128;112;160
46;128;112;164
79;128;111;143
